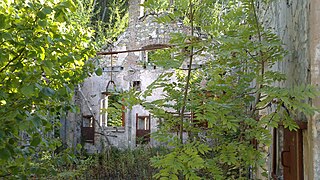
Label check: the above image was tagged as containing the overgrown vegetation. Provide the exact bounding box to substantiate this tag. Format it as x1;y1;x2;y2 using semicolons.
90;0;129;48
0;0;318;179
83;147;167;179
106;94;124;127
0;0;128;178
46;147;166;179
119;0;319;179
0;0;96;177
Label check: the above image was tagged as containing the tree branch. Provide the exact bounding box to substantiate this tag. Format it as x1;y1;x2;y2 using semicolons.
77;84;112;146
179;0;194;143
0;47;25;73
250;0;265;117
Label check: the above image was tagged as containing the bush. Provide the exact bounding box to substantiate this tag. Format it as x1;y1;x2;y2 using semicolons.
54;146;168;179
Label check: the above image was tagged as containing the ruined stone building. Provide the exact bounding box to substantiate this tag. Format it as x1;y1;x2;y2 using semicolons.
63;0;320;179
63;0;194;152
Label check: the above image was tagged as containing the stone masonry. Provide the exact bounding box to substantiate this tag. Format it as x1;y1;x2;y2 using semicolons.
66;0;196;153
65;0;320;179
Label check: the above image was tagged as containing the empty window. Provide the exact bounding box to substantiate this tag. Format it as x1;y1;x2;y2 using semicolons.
136;114;151;144
137;116;150;130
132;81;141;91
139;0;145;18
99;94;125;127
141;50;156;64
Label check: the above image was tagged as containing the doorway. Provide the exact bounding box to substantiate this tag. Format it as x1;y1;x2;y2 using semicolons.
275;121;307;180
136;114;151;145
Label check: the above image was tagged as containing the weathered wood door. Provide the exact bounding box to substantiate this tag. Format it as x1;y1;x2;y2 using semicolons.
81;115;95;144
282;123;306;180
136;114;151;144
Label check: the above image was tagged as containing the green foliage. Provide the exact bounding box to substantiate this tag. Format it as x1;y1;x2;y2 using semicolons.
152;142;210;180
91;0;129;48
106;94;123;127
0;0;96;177
30;145;93;179
126;0;320;179
77;147;167;179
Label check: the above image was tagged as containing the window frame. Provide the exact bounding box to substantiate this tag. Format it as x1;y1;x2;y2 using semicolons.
99;92;125;128
136;114;151;145
132;81;142;91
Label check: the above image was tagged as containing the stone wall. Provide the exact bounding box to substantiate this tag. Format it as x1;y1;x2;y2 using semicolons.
262;0;320;179
309;0;320;179
262;0;310;87
69;0;198;152
261;0;311;178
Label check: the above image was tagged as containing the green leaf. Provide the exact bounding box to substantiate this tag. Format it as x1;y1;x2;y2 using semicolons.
1;32;13;40
42;7;52;15
37;11;46;19
21;85;35;97
261;171;268;178
95;67;103;76
38;19;47;27
30;136;41;147
39;47;46;60
0;148;11;160
41;87;55;97
0;14;9;29
32;116;42;127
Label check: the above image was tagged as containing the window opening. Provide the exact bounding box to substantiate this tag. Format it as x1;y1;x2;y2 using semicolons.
132;81;141;91
107;94;124;127
100;93;125;127
141;50;156;69
136;114;151;144
137;116;150;130
139;0;145;18
99;54;125;127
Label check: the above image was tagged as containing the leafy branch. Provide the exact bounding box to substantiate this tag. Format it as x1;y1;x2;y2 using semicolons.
0;47;25;73
179;0;195;143
250;0;265;117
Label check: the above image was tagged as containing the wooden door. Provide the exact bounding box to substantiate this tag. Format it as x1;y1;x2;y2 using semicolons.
81;115;95;144
282;123;306;180
136;114;151;145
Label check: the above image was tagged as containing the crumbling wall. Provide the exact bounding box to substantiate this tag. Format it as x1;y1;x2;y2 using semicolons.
262;0;310;87
309;0;320;179
262;0;320;179
69;0;194;152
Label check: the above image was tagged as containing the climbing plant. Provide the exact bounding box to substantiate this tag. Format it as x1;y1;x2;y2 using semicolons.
122;0;320;179
0;0;96;178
